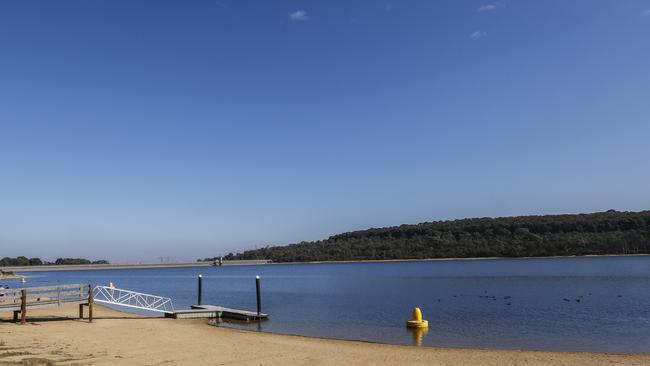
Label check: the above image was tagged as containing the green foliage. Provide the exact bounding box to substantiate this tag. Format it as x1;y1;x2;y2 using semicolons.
0;257;31;266
54;258;92;265
0;257;109;266
228;210;650;262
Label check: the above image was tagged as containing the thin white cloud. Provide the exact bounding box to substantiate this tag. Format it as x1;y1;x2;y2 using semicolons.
290;10;309;21
470;31;487;39
478;4;497;13
643;9;650;16
385;3;393;12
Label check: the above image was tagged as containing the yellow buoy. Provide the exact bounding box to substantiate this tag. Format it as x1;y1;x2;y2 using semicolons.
406;307;429;328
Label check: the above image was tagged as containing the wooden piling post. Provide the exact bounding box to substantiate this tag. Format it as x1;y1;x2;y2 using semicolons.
88;285;93;323
20;289;27;324
255;275;261;317
79;304;84;319
197;275;203;305
13;311;19;323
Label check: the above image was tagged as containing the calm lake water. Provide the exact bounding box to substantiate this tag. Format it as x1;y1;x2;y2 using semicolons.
12;256;650;353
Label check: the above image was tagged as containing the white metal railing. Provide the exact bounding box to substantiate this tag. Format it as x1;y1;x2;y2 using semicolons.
93;286;174;313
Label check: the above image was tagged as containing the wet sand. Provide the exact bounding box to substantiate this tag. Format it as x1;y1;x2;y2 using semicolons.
0;274;24;281
0;305;648;365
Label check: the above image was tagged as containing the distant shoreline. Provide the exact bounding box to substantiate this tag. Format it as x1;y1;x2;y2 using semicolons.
0;273;26;281
3;254;648;274
227;210;650;263
269;253;650;266
0;260;270;273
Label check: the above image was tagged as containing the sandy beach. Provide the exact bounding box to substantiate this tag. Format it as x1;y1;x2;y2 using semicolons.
0;273;24;281
0;305;647;366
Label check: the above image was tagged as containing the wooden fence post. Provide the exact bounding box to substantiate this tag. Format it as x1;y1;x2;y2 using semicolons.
88;285;93;323
78;285;84;319
20;289;27;324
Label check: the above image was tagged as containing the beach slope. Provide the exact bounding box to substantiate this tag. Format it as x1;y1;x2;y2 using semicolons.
1;305;648;366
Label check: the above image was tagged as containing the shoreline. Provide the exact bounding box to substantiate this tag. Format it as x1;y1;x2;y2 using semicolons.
3;254;648;274
0;270;26;281
213;324;647;355
0;259;270;273
0;274;25;281
266;253;650;266
1;304;648;365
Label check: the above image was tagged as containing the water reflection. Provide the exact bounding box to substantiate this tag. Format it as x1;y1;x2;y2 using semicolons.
208;318;265;332
407;327;429;346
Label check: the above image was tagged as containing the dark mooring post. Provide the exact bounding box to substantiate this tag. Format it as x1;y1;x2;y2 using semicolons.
255;275;261;316
197;274;203;305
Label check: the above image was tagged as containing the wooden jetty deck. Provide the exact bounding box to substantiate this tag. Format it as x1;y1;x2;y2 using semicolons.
166;304;268;321
0;284;93;323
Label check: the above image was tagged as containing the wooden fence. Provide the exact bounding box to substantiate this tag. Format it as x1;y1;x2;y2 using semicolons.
0;284;93;324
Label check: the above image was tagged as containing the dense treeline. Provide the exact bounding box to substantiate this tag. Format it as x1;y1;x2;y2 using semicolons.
0;257;109;266
225;210;650;262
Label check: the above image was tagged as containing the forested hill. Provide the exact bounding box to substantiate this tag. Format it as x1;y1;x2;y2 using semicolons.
225;210;650;262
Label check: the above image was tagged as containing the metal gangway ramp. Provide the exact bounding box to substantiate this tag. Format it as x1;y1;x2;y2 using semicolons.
93;285;174;313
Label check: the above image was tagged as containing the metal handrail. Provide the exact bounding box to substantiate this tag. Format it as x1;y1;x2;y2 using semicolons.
93;286;174;313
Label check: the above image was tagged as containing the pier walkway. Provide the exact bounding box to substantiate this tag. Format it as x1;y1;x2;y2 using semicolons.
92;285;267;321
1;284;267;323
167;304;268;321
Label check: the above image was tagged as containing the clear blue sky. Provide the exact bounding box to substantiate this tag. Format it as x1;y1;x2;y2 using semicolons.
1;1;649;262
